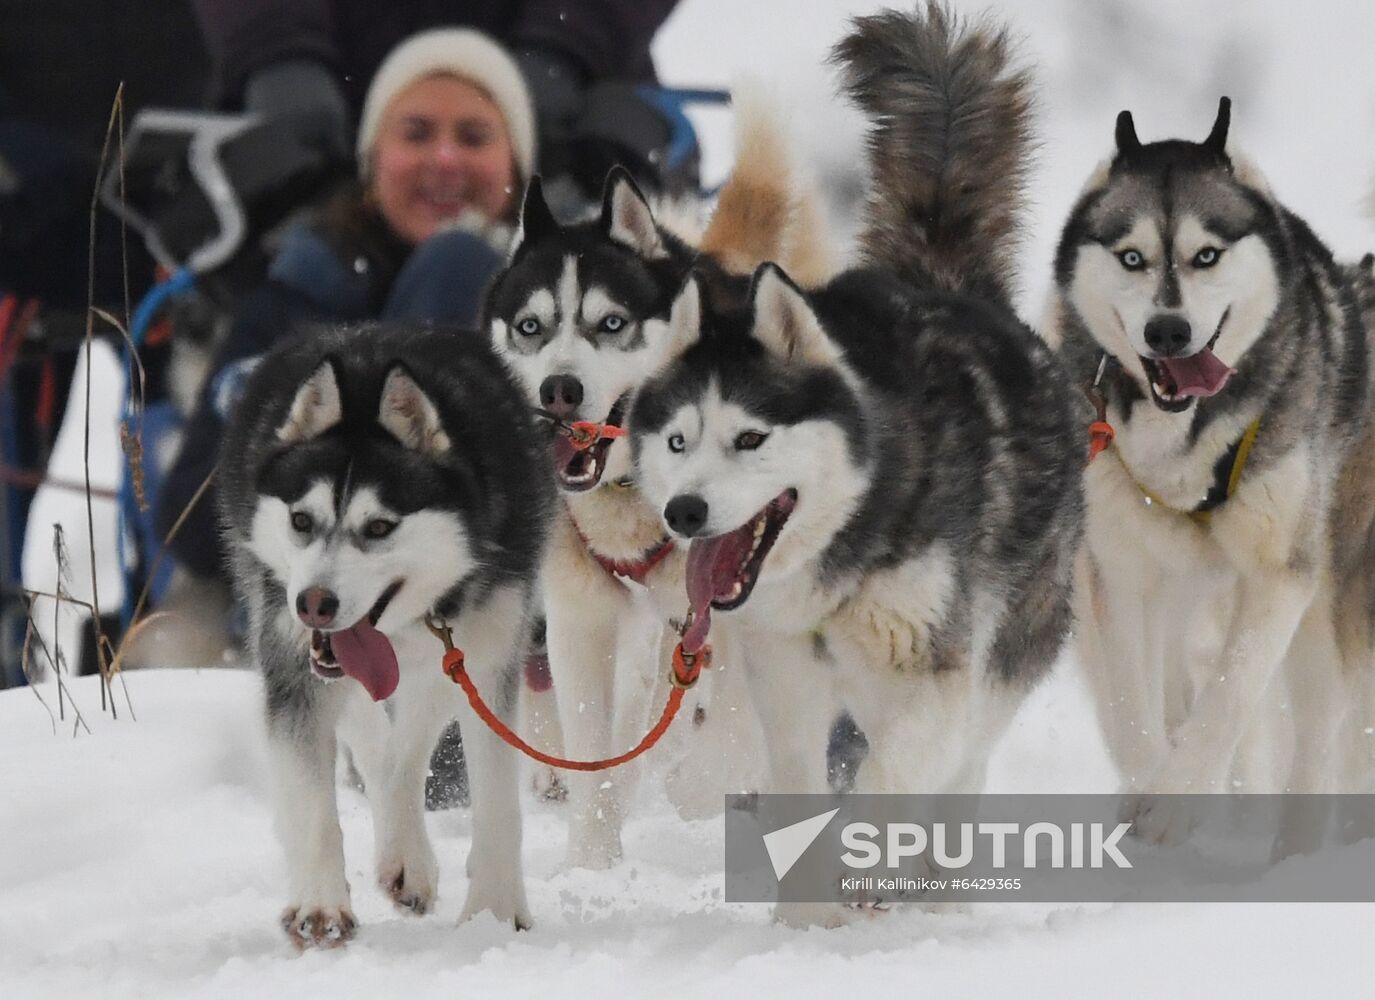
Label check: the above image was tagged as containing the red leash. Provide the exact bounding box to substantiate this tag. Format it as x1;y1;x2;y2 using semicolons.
426;611;709;772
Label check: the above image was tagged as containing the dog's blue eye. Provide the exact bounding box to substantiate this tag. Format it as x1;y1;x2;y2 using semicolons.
1117;249;1146;271
599;314;627;334
515;317;541;337
364;519;396;539
290;511;313;534
1193;247;1222;268
668;432;686;454
734;430;768;451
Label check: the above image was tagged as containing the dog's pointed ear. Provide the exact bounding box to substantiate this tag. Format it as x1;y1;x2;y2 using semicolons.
749;263;838;367
1114;110;1142;158
512;176;558;256
1203;96;1231;157
661;272;704;359
377;365;451;456
602;166;666;259
277;358;342;443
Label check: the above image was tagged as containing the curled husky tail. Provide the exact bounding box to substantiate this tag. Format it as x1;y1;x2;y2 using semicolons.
834;1;1033;304
700;86;835;287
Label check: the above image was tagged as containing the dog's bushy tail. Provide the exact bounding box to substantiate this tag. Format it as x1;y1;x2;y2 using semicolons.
833;1;1033;305
700;86;836;287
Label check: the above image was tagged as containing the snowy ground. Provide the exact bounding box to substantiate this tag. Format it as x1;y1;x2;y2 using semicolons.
7;0;1375;996
4;662;1370;1000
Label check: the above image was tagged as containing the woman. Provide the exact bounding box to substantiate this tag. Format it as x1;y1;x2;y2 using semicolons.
157;28;535;584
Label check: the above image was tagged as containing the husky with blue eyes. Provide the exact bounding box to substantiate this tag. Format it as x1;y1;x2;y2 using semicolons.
482;98;833;869
628;4;1083;920
1047;98;1375;854
219;324;552;946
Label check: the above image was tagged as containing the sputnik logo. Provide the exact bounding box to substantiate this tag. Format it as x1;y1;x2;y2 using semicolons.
762;808;840;880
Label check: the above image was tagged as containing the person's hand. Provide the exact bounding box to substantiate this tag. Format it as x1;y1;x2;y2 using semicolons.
515;47;589;139
243;58;350;161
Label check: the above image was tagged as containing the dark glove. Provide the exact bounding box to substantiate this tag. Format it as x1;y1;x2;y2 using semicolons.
565;83;698;199
515;46;590;141
243;58;350;161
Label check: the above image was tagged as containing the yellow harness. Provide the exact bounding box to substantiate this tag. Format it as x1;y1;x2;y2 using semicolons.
1128;418;1262;527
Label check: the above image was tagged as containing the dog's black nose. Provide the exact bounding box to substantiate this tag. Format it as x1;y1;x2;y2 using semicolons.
539;374;583;416
1143;315;1193;356
296;587;339;628
665;494;709;537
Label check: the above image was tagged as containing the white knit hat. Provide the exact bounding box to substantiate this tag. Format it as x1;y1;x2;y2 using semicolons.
356;29;536;183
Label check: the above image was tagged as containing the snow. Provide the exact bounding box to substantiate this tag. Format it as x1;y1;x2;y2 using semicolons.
2;665;1370;999
7;0;1375;995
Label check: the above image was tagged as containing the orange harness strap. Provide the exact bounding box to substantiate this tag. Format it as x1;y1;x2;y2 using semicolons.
427;614;709;772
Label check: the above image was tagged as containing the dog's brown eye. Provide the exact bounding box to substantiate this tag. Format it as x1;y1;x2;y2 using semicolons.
364;519;396;539
735;431;768;451
290;511;314;534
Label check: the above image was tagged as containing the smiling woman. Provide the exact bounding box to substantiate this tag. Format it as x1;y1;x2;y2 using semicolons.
157;29;537;590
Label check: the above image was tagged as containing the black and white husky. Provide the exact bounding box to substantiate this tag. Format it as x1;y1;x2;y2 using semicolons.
482;102;831;867
219;324;552;946
628;3;1084;913
1047;98;1375;853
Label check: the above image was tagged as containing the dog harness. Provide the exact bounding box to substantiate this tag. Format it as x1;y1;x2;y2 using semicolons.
580;528;676;586
1129;418;1261;527
1085;354;1262;526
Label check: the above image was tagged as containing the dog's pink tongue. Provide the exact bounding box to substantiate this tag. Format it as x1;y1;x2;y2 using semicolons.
331;619;399;702
684;528;752;652
1158;348;1236;398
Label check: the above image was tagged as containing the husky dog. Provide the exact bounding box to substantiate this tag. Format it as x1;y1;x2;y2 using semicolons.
219;324;551;946
628;1;1083;860
1048;99;1375;852
482;99;831;868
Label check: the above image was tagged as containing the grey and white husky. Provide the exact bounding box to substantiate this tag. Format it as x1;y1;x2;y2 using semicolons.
628;1;1084;871
219;324;552;946
482;104;830;867
1047;98;1375;852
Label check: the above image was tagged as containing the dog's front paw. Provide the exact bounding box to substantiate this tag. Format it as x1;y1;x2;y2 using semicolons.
459;870;532;930
378;858;438;915
280;905;357;950
1120;792;1205;847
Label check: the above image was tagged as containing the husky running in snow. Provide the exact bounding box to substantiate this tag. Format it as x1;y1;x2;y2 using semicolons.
627;3;1084;915
219;324;552;945
481;97;834;869
1047;97;1375;853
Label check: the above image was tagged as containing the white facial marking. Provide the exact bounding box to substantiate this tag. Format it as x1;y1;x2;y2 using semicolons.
637;382;865;584
1069;217;1164;374
249;479;473;635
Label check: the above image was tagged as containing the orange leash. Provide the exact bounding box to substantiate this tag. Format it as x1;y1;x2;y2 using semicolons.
426;613;710;772
1085;354;1116;463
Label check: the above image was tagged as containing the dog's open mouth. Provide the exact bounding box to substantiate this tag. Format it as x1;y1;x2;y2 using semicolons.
309;580;404;701
682;489;797;650
551;396;628;492
1139;312;1235;412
